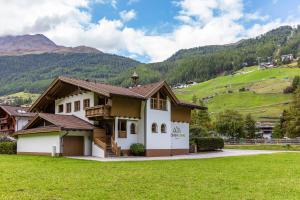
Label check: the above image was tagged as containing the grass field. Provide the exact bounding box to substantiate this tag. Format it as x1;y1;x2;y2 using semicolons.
175;65;300;119
1;154;300;200
225;144;300;151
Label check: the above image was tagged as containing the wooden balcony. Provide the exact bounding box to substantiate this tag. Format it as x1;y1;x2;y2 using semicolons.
0;128;14;134
85;105;111;119
150;98;167;111
0;118;8;124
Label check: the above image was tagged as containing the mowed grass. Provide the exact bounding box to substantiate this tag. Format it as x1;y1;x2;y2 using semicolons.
225;144;300;151
175;66;300;119
1;154;300;200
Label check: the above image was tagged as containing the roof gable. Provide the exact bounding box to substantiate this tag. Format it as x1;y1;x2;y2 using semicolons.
23;113;94;131
129;81;179;104
29;76;145;112
0;105;35;117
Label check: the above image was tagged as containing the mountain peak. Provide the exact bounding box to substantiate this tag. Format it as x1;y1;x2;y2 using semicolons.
0;34;101;56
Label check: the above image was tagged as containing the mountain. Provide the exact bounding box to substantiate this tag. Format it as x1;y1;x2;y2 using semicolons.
110;25;300;86
0;35;140;96
0;34;101;56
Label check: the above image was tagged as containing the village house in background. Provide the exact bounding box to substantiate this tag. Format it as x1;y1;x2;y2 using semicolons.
255;117;279;139
0;105;34;135
14;74;204;157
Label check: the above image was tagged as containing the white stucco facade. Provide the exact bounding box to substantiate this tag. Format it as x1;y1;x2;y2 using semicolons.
145;97;172;150
92;142;105;157
17;133;61;154
55;91;95;123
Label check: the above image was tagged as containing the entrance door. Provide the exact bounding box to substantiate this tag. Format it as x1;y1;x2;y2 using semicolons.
63;136;84;156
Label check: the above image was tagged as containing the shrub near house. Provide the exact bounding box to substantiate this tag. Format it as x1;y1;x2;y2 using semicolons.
0;137;16;154
195;138;224;151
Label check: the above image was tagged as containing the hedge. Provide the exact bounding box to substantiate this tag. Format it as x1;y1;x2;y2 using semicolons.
130;143;145;156
195;137;224;151
0;142;17;154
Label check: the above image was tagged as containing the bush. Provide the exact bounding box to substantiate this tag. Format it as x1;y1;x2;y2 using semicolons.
0;142;17;154
283;86;294;94
195;138;224;151
190;126;209;143
130;143;145;156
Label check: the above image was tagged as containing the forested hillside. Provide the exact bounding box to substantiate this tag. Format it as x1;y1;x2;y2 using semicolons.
111;26;300;86
0;53;140;95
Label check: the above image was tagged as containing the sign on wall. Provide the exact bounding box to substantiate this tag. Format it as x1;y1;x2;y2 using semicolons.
171;126;185;138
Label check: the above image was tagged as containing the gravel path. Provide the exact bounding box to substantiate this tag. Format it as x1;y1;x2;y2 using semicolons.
67;149;294;162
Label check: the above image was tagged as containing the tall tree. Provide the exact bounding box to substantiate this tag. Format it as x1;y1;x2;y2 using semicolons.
272;123;284;138
215;110;244;139
281;87;300;138
244;114;256;139
191;99;211;130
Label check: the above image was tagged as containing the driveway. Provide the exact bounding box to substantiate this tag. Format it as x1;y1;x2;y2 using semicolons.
67;149;292;162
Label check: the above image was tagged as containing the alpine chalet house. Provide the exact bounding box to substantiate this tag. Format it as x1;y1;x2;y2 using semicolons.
15;74;204;157
0;105;35;135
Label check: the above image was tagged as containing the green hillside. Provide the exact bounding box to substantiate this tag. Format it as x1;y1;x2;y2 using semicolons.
175;65;300;119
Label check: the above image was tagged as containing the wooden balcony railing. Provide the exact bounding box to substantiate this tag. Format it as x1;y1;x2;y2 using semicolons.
150;98;167;111
111;137;121;157
85;105;111;118
0;128;14;134
0;118;8;124
94;137;107;150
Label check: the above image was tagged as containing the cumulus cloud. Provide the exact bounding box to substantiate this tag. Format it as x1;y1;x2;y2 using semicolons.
0;0;299;62
119;10;136;22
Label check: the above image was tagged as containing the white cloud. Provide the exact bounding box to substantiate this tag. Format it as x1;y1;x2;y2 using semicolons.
94;0;117;9
119;10;136;22
0;0;299;62
245;12;269;21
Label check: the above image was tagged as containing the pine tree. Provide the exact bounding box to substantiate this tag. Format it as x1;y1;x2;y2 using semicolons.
244;114;256;139
282;87;300;138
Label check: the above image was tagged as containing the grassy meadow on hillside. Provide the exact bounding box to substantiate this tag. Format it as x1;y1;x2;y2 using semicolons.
175;65;300;119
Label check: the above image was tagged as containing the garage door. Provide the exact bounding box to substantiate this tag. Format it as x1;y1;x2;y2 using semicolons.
63;136;84;156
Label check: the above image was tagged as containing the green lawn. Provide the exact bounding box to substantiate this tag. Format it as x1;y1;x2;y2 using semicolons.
225;144;300;151
1;154;300;199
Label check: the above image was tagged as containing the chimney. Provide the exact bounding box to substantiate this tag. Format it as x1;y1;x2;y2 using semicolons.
131;71;139;86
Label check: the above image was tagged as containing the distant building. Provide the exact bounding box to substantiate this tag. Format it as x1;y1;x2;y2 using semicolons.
0;105;34;135
281;54;294;62
256;117;279;139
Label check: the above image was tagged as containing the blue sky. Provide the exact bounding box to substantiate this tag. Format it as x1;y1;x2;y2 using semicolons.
1;0;300;62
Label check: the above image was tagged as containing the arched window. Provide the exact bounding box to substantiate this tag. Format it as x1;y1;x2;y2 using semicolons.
130;123;136;134
152;123;158;133
161;124;166;133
